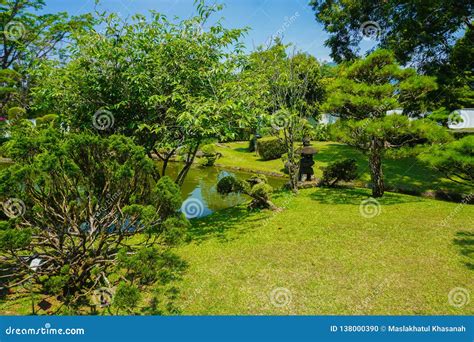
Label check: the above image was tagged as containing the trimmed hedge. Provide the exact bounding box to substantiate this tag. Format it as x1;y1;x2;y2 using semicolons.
257;137;286;161
320;158;358;187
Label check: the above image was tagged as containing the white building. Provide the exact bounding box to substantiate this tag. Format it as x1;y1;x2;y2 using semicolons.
319;108;474;132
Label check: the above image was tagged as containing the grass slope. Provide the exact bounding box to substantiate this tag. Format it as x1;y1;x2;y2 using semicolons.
174;188;474;315
215;141;470;195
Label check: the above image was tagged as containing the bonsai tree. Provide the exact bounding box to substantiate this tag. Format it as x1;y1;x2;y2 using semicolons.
0;125;188;313
324;49;450;197
198;144;221;167
217;174;279;211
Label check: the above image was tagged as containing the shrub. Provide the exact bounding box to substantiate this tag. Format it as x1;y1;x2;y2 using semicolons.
320;158;358;187
113;282;141;312
200;144;220;166
217;174;277;210
249;183;273;209
36;114;59;129
257;137;286;160
217;175;239;194
0;129;187;311
7;107;26;121
313;124;330;141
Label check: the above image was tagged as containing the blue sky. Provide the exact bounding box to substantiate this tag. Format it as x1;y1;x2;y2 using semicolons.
41;0;348;62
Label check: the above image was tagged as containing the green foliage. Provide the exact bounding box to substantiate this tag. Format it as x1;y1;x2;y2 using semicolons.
0;228;32;250
310;0;472;68
249;183;273;203
33;4;249;185
257;137;286;161
154;176;183;218
0;69;22;114
243;43;325;191
113;283;141;312
323;50;447;197
43;266;71;295
0;126;187;310
216;175;245;195
7;107;26;121
420;135;474;186
323;50;437;119
217;174;276;210
0;0;94;114
242;43;324;122
426;28;474;111
161;217;189;245
199;144;219;167
313;124;331;141
35;114;59;129
320;158;358;187
118;247;164;285
331;115;451;150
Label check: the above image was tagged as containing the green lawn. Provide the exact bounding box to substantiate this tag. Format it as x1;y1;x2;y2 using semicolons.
215;141;470;196
1;142;472;315
1;188;472;315
173;188;474;314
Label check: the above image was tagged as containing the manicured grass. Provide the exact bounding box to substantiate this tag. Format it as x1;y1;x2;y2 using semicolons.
215;141;470;195
1;188;472;315
173;188;474;314
1;143;471;315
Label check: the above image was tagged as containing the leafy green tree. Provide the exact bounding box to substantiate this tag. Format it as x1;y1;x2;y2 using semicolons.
33;2;249;186
0;125;187;312
425;28;474;112
310;0;472;68
324;50;450;197
420;135;473;187
0;69;21;114
1;0;94;112
241;43;325;192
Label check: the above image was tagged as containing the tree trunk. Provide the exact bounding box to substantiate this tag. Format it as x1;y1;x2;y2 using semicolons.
369;137;384;198
175;143;200;186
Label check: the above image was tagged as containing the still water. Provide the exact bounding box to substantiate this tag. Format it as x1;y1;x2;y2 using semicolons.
0;161;286;219
164;163;287;219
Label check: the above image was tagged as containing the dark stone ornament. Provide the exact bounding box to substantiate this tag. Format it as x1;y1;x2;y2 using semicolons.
298;139;317;182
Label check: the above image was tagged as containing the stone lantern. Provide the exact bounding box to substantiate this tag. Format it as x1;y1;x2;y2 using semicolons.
298;139;317;181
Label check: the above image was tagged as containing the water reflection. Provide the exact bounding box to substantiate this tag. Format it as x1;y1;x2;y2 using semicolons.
164;163;286;218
